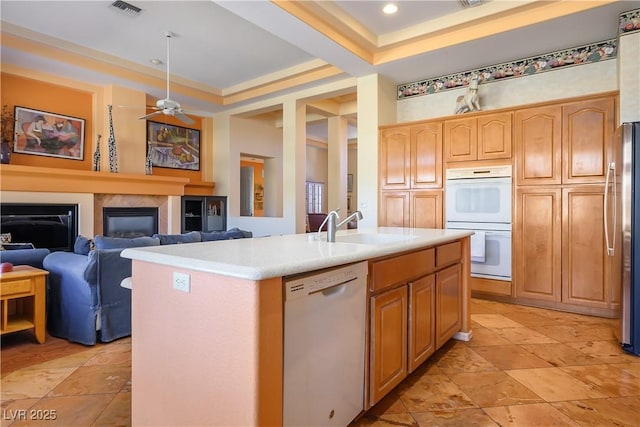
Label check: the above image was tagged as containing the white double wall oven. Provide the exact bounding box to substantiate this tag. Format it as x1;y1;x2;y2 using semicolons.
445;166;512;281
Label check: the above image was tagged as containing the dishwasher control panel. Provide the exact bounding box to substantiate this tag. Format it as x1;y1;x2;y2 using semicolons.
284;261;367;301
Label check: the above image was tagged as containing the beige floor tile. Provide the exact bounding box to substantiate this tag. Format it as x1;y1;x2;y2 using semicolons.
83;346;131;367
483;403;581;426
464;327;512;347
449;371;544;407
91;392;131;427
0;368;76;400
519;343;603;367
472;345;552;370
470;314;524;329
0;398;39;427
397;374;476;412
529;323;616;342
560;364;640;397
434;343;498;375
47;365;130;397
412;408;499;426
551;397;640;426
493;327;559;345
566;340;640;363
506;367;608;402
367;392;407;416
501;311;559;326
350;412;417;427
9;394;115;427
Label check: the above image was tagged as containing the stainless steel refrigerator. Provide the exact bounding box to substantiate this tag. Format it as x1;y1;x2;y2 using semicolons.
615;122;640;356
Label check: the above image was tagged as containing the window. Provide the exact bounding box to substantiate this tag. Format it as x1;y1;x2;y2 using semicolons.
306;181;324;213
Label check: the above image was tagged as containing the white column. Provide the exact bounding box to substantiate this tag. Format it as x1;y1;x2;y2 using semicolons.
213;114;233;212
356;74;397;228
327;116;348;218
282;98;307;234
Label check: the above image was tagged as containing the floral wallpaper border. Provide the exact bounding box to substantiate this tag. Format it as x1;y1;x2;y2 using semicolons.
397;38;617;100
398;8;640;100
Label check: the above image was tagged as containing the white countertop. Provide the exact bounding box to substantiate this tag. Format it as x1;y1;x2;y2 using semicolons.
121;227;473;280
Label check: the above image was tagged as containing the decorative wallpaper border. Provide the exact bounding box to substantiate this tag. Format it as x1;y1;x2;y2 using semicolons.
397;39;617;100
619;8;640;35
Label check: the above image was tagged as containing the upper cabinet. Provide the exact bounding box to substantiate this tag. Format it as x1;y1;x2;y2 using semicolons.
515;95;616;186
380;121;442;190
444;112;512;163
562;97;616;184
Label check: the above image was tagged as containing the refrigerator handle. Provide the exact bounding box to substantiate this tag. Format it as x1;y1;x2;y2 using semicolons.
604;161;615;256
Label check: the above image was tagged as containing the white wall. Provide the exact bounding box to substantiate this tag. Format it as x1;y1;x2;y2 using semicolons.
397;60;618;123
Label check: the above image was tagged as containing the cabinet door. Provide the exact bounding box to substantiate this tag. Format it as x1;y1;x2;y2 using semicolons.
379;191;410;227
408;275;435;372
514;105;562;186
563;97;615;184
435;264;461;349
380;127;411;190
181;196;205;233
370;285;408;406
411;191;443;229
477;112;512;160
411;122;442;189
562;186;611;309
514;188;562;301
444;117;477;163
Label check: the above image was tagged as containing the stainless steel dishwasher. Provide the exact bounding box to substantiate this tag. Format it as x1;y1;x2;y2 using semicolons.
283;261;368;426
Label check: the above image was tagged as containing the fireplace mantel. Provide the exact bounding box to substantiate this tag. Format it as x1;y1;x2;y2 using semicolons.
0;165;214;196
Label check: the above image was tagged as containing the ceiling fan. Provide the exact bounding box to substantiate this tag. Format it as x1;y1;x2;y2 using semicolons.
139;31;195;125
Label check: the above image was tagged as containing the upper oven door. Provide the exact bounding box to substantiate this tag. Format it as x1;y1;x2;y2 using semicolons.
445;176;512;224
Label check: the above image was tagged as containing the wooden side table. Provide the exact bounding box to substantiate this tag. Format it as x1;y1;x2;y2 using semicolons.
0;265;48;343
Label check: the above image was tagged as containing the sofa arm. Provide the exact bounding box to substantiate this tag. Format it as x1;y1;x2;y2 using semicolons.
0;248;51;269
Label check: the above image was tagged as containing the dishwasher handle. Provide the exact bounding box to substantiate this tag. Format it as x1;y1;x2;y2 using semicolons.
309;276;358;296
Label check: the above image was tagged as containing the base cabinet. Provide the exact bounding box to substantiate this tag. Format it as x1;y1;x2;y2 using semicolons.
181;196;227;233
370;286;408;405
408;275;435;372
435;264;462;349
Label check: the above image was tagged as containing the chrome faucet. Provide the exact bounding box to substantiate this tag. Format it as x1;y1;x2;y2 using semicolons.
317;209;364;242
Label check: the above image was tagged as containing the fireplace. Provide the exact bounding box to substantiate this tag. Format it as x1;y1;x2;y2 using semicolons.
0;203;78;252
103;207;158;238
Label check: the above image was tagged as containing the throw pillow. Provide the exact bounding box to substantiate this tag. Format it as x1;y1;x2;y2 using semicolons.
152;231;201;245
201;228;245;241
74;235;93;255
93;235;160;250
0;233;11;244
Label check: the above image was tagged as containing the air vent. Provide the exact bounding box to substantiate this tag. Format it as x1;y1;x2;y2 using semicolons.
110;0;142;17
459;0;484;7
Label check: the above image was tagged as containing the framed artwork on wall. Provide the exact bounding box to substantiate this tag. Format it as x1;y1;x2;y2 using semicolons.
146;121;200;171
13;106;85;160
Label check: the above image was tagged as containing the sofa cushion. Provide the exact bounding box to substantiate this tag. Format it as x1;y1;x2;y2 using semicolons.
74;235;93;255
152;231;201;245
201;228;249;241
93;235;160;250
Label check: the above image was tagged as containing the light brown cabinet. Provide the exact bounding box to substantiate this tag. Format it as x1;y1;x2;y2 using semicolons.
370;285;408;405
368;242;462;406
379;121;443;228
444;112;512;163
408;275;435;372
513;94;619;316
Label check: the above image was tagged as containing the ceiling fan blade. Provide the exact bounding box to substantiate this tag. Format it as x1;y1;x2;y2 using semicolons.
174;111;195;125
139;110;163;120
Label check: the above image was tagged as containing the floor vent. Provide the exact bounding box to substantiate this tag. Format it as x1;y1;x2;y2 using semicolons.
110;0;142;17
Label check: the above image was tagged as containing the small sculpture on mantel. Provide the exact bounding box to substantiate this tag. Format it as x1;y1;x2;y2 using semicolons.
107;105;118;173
92;134;101;171
145;145;153;175
455;74;481;114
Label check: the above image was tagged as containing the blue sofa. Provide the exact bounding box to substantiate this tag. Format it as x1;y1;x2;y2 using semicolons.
0;248;51;269
42;229;252;345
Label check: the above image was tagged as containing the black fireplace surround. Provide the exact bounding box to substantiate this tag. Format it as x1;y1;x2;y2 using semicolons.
0;203;78;252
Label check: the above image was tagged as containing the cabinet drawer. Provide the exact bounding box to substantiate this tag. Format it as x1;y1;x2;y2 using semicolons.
436;241;461;268
371;249;435;292
1;279;34;297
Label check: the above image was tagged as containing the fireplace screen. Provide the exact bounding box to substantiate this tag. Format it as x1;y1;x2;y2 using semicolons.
103;207;158;238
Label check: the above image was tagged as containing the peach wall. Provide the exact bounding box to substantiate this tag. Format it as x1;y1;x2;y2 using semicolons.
130;260;283;426
2;73;93;170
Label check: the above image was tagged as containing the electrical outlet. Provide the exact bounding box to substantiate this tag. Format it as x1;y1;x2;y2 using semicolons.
173;272;191;293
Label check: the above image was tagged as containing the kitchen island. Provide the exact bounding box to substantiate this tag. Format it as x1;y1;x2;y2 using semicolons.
122;227;472;426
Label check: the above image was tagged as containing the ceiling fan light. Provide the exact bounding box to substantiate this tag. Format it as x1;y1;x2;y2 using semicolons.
459;0;484;7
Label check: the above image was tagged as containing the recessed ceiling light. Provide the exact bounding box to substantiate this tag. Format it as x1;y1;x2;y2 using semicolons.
383;3;398;15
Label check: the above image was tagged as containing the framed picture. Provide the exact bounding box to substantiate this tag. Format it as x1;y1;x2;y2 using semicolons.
13;106;85;160
146;121;200;171
347;174;354;192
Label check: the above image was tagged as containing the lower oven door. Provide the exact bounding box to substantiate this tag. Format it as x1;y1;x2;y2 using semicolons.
447;225;512;281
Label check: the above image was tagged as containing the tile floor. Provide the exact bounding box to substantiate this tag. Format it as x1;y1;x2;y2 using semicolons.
1;298;639;426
